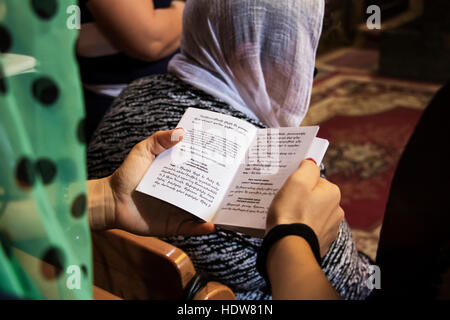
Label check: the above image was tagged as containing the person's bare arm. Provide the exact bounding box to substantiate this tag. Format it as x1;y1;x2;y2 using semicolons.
86;0;184;61
267;236;341;300
265;160;344;299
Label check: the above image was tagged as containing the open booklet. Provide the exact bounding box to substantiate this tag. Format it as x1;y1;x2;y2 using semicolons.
137;108;329;237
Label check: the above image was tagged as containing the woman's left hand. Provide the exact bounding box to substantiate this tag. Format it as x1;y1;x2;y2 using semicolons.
88;129;216;236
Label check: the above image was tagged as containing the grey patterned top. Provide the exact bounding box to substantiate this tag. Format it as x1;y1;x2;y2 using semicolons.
87;73;373;300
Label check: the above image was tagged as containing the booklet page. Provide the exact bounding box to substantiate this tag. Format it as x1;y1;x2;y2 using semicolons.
136;108;257;222
213;127;319;229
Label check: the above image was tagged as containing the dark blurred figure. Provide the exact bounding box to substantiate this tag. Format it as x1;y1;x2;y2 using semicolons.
372;81;450;299
380;0;450;82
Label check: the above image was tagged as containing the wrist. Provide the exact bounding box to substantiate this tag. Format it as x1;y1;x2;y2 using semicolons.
266;236;340;300
266;217;311;236
267;236;314;268
87;177;116;231
266;236;317;284
258;223;323;288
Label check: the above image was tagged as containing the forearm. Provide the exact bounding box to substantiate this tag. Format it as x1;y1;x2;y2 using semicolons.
267;236;341;300
87;0;183;61
87;177;115;231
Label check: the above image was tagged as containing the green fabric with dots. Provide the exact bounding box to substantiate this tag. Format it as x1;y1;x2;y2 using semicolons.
0;0;92;299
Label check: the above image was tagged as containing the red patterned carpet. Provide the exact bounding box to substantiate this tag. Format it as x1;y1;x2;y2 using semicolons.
304;48;443;260
319;107;423;229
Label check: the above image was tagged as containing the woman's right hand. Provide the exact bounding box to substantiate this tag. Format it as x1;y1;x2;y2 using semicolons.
266;159;344;257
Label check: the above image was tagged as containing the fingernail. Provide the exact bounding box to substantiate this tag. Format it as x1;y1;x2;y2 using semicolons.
305;157;317;165
171;128;184;141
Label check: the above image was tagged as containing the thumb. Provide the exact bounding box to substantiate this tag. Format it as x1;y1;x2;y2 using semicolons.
145;128;185;156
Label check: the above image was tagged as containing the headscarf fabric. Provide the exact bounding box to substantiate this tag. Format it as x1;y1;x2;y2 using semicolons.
169;0;324;127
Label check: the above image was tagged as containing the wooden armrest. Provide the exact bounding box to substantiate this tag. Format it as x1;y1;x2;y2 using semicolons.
93;285;121;300
92;229;235;300
193;281;235;300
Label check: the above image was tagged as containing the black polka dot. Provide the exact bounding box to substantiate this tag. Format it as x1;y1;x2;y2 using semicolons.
0;67;6;94
0;77;6;95
81;265;88;276
35;158;57;185
15;157;36;189
0;25;11;53
41;247;64;280
31;0;58;20
0;231;12;259
71;194;87;218
76;118;87;144
32;77;59;106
